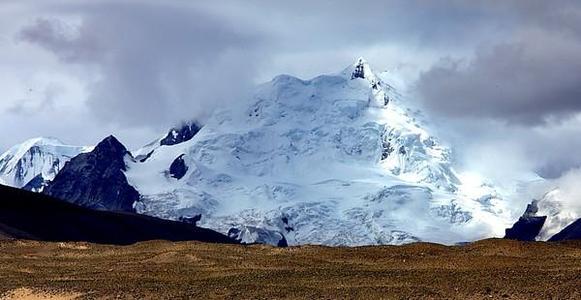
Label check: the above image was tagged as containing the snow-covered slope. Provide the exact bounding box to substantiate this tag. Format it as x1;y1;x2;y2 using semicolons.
0;137;91;189
126;58;515;246
133;121;201;162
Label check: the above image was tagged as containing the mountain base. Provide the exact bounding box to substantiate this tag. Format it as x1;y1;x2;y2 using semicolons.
1;239;580;299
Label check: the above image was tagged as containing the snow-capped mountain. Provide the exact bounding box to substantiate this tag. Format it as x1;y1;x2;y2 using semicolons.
125;58;515;246
0;137;91;190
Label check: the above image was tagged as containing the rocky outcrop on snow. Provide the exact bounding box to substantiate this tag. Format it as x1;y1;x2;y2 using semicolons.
160;122;202;146
169;154;188;179
133;121;202;163
22;174;49;193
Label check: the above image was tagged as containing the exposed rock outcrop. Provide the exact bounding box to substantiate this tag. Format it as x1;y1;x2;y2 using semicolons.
160;122;201;146
169;154;188;179
22;174;49;192
505;200;547;241
44;136;139;212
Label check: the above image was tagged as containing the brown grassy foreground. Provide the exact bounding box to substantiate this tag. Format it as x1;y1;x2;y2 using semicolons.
1;239;580;299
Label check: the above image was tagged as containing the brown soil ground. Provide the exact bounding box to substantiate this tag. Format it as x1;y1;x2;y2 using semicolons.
0;238;580;299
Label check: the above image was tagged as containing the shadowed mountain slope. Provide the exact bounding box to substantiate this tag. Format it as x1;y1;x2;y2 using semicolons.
0;184;236;245
550;219;581;241
43;136;139;212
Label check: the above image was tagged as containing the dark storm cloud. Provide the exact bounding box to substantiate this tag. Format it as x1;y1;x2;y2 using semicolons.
16;0;510;133
14;0;528;132
236;0;513;46
18;1;267;127
416;1;581;125
19;18;103;63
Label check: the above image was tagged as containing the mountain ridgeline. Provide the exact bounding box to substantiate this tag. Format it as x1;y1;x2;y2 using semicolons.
0;184;235;245
2;58;581;246
43;136;139;212
0;137;88;189
549;219;581;241
505;200;547;241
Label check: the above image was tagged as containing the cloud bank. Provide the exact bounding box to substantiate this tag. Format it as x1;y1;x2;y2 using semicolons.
18;3;266;128
2;0;581;184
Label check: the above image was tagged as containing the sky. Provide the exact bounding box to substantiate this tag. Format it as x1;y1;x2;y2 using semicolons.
2;0;581;183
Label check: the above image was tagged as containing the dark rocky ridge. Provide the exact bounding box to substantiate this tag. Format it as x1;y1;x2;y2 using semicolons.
550;219;581;241
44;136;139;212
505;216;547;241
505;200;547;241
0;184;236;245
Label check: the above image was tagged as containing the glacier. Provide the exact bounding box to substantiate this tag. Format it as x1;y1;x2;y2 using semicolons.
125;58;520;246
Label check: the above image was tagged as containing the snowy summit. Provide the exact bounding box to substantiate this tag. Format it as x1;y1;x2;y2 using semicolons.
123;58;514;246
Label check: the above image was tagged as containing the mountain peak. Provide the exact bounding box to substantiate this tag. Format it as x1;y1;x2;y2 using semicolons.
341;57;382;90
44;135;138;212
94;135;129;158
2;137;65;158
0;137;88;188
101;135;122;145
25;136;65;146
349;57;374;80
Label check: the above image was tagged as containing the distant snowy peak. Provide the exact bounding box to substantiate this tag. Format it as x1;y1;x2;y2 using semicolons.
0;137;91;188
